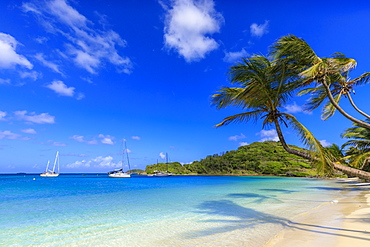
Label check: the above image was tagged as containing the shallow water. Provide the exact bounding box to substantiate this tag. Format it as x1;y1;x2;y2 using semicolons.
0;174;356;246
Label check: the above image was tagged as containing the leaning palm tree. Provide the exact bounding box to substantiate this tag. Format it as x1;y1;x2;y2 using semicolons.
298;67;370;120
341;120;370;170
270;35;370;129
212;54;333;174
213;54;370;180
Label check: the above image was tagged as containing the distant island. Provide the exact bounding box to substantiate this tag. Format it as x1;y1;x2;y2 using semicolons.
144;141;329;177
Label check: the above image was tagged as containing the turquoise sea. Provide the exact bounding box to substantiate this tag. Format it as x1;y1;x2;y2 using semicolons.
0;174;358;246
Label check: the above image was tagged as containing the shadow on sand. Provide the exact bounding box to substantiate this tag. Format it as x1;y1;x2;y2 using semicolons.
184;195;370;243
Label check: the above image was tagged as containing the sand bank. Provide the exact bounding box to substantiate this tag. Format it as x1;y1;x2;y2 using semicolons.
265;178;370;247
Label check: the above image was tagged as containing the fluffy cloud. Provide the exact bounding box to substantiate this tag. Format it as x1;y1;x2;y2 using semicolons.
229;133;246;141
223;48;248;63
98;134;115;145
70;135;99;145
320;139;331;147
257;129;279;142
22;0;132;74
35;53;63;75
163;0;223;62
0;33;33;69
70;135;85;142
0;111;7;121
21;128;37;134
284;102;312;115
46;80;75;97
0;130;29;140
131;136;141;140
250;20;269;37
14;110;55;124
66;156;120;168
159;152;166;160
284;102;303;113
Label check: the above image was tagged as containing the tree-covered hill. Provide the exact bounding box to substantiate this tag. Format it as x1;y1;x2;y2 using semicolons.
145;141;319;176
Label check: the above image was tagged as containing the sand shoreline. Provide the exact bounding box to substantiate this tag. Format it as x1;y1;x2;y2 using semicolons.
264;178;370;246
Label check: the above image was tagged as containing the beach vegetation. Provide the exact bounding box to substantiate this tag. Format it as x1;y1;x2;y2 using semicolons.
146;141;317;176
211;34;370;181
341;120;370;171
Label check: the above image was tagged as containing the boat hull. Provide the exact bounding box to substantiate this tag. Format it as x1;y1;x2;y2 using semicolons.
108;173;131;178
40;173;60;177
154;173;172;177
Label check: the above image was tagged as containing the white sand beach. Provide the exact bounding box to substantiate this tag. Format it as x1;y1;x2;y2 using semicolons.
265;178;370;247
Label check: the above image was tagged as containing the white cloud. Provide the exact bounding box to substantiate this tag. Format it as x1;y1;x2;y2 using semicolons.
66;156;120;169
66;160;91;168
0;32;33;69
98;134;114;145
257;129;279;142
284;102;303;113
76;93;85;100
35;53;63;75
223;48;248;63
159;152;166;160
0;130;29;140
86;139;98;145
131;136;141;140
0;79;11;84
50;141;66;146
70;135;85;142
239;142;249;146
14;110;55;124
22;0;132;74
163;0;223;62
250;20;269;37
70;135;98;145
320;139;331;147
229;133;246;141
0;111;7;121
21;128;37;134
46;80;75;97
19;71;39;81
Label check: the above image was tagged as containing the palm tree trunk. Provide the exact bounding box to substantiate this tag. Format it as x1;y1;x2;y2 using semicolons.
274;118;370;181
321;79;370;129
274;118;311;159
346;93;370;119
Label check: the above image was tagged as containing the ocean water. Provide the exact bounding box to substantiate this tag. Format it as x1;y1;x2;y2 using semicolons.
0;174;357;246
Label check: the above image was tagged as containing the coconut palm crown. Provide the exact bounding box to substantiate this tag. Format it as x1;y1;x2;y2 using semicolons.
212;54;333;174
270;34;370;129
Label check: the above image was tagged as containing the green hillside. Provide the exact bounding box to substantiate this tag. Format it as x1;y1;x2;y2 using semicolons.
145;141;319;176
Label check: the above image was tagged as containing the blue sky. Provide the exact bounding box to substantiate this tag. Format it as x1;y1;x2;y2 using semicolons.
1;0;370;173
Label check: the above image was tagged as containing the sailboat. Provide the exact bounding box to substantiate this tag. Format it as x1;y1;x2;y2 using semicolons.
40;151;60;177
154;153;172;177
108;139;131;178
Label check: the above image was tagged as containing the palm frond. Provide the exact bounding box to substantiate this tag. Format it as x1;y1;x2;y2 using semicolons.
321;94;341;120
282;113;334;174
215;110;263;128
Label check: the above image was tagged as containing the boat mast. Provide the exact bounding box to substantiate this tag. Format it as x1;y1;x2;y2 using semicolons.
52;151;59;173
124;139;131;172
166;152;168;172
45;160;50;172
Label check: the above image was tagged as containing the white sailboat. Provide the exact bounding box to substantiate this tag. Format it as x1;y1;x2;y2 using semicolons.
108;139;131;178
40;151;60;177
154;153;172;177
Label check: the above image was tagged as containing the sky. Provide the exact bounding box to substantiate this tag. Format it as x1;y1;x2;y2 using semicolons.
1;0;370;173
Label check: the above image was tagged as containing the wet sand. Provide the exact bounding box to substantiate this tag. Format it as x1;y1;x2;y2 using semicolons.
265;178;370;247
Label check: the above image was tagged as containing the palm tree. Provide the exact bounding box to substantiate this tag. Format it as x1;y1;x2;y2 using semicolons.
270;35;370;129
212;54;332;174
341;120;370;170
213;54;370;180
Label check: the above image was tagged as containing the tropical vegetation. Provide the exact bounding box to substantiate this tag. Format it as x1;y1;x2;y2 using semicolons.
145;141;320;177
212;34;370;180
